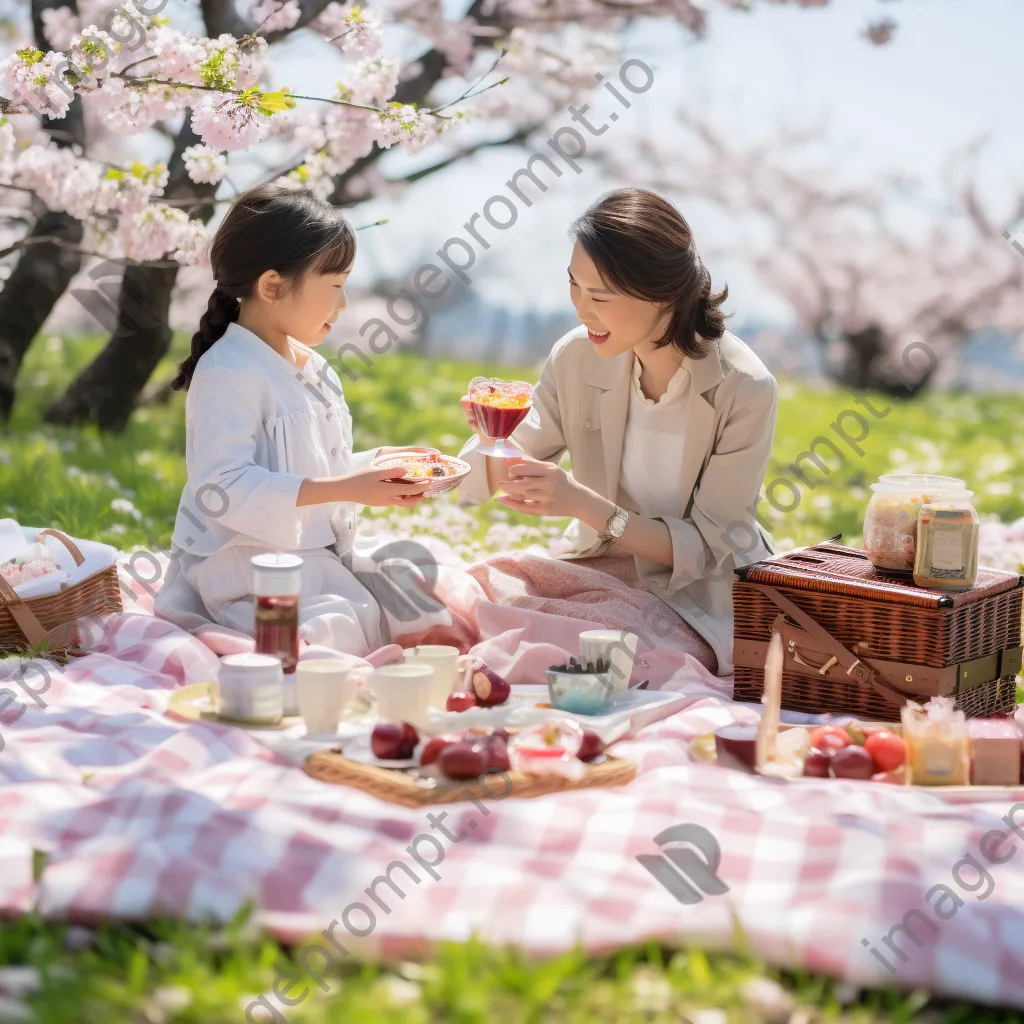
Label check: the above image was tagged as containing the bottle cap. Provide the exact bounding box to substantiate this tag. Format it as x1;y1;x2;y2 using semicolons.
251;553;303;596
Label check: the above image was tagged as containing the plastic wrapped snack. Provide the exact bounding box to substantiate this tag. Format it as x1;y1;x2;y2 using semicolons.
901;697;970;786
508;720;587;781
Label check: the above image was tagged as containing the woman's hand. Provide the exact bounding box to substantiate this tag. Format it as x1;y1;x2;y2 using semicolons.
336;465;430;508
494;456;588;517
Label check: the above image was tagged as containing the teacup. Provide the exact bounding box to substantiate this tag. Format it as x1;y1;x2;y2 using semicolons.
296;659;355;737
402;645;479;709
579;629;638;692
371;662;436;729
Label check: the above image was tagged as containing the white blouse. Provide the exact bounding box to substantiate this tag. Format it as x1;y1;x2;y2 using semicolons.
618;354;692;518
167;321;378;560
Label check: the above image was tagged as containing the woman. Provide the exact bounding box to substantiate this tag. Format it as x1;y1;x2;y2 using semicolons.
456;188;777;675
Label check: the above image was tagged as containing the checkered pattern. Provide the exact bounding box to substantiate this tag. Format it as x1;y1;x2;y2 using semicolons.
0;551;1021;1011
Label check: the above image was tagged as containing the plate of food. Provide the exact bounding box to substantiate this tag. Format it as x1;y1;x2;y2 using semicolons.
372;451;472;497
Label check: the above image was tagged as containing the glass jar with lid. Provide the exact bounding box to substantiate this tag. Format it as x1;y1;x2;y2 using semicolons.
862;474;969;575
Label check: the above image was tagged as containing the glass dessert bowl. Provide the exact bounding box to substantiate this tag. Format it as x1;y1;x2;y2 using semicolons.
371;451;472;497
467;377;534;458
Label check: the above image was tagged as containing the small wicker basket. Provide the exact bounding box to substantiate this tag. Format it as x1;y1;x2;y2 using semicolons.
0;529;122;663
733;541;1023;720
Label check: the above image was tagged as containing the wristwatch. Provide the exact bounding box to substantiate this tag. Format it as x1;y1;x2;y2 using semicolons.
598;505;630;543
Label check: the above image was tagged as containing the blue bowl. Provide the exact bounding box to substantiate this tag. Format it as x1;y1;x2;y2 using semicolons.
547;668;616;715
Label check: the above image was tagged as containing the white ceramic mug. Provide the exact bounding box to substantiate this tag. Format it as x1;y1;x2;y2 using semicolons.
579;629;638;693
371;662;436;729
296;659;355;737
402;645;480;709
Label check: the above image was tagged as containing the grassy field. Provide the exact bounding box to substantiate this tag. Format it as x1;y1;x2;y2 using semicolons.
1;331;1023;1023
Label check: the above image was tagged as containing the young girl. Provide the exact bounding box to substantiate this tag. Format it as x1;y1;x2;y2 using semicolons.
153;182;441;656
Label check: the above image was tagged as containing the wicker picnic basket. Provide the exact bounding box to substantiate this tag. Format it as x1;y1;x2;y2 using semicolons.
0;529;122;663
732;541;1023;720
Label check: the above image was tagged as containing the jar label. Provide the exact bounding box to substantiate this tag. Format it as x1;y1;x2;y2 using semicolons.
931;528;965;571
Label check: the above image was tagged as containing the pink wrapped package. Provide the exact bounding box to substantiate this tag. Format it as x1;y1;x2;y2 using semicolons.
967;718;1022;786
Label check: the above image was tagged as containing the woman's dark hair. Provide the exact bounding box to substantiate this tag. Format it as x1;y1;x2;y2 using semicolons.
170;182;356;391
569;187;729;360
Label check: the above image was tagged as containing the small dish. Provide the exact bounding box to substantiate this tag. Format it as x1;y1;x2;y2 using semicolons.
546;668;616;715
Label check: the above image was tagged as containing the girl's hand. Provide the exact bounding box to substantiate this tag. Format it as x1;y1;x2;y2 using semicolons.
495;456;585;517
340;466;430;508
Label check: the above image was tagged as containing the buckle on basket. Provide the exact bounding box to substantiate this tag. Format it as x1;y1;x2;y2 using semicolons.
1000;646;1023;678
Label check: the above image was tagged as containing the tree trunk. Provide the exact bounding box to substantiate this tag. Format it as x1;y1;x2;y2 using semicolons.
0;0;85;422
834;324;937;398
43;122;216;430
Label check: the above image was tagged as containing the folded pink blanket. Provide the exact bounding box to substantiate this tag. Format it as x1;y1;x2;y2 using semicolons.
394;541;725;694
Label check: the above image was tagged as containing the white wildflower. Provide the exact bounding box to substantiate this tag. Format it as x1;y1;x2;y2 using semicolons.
740;976;794;1023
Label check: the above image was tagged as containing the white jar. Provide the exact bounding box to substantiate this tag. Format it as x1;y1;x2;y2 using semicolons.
217;652;284;725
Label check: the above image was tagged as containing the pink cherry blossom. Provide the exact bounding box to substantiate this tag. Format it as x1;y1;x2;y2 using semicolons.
182;143;227;184
191;99;269;151
41;6;80;50
252;0;301;33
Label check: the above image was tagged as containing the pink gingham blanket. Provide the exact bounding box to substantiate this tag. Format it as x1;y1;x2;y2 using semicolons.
0;543;1022;1011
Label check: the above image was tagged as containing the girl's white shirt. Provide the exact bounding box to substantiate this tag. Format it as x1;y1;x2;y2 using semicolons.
167;321;377;560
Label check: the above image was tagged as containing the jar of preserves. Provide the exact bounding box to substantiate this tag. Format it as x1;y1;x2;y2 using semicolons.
913;495;979;591
863;474;969;575
251;553;303;714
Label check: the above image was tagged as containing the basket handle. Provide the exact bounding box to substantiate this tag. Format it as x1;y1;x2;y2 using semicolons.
748;582;911;708
34;529;85;567
0;573;50;649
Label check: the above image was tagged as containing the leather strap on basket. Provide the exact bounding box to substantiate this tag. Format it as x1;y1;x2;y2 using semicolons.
746;582;911;708
0;573;49;648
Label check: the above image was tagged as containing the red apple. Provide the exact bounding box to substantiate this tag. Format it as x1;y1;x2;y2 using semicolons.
446;690;477;712
420;734;459;767
802;748;831;778
577;730;605;762
372;721;418;760
831;745;876;780
470;666;512;707
439;740;488;780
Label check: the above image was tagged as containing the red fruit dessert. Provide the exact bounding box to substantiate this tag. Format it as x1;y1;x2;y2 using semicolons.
372;721;419;760
446;690;477;712
470;666;511;707
439;740;488;780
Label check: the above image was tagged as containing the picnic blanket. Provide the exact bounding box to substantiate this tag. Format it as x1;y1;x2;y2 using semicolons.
0;534;1022;1012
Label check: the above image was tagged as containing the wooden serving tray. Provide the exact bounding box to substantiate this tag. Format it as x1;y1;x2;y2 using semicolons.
304;748;637;807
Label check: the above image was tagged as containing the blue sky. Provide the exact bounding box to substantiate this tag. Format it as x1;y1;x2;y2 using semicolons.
269;0;1021;325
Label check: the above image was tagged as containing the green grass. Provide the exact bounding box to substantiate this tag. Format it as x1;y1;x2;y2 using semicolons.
2;332;1023;1022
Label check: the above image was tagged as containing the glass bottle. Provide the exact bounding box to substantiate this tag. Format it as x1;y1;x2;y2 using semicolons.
251;553;303;715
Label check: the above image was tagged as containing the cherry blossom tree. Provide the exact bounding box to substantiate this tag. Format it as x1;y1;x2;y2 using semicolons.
612;112;1024;395
0;0;905;429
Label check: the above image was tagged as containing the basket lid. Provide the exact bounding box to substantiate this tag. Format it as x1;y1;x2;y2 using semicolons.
736;542;1022;609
